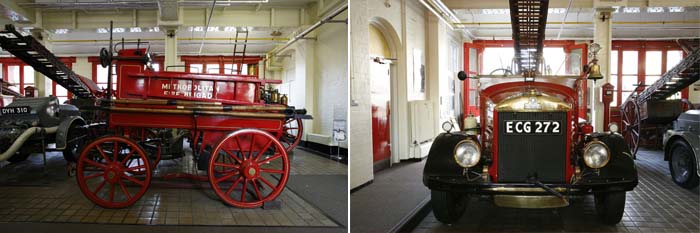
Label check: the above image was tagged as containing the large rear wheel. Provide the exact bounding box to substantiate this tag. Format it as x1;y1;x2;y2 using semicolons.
76;136;151;208
431;190;467;224
621;100;641;158
208;129;290;208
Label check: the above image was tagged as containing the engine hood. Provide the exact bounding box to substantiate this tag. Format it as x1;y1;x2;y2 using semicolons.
495;89;571;112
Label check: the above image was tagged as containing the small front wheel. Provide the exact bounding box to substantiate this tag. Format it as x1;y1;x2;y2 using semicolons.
594;191;626;225
431;190;467;224
76;136;151;208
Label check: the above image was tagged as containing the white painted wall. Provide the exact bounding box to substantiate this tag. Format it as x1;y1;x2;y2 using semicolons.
313;11;348;148
351;0;459;189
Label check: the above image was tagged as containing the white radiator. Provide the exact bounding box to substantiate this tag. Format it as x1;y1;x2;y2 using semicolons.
407;101;435;159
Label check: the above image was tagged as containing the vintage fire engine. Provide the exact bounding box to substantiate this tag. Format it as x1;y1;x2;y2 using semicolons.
0;23;308;209
423;0;637;225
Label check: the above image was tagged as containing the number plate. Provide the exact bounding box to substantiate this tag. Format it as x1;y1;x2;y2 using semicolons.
0;106;31;116
504;120;562;135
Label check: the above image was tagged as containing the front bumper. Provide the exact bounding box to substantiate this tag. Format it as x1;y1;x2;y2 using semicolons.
424;175;638;195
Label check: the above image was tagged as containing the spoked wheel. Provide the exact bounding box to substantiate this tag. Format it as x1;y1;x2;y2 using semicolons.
621;100;641;158
208;129;290;208
76;136;151;208
280;118;303;153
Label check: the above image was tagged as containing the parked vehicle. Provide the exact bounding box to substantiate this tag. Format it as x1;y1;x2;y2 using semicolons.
0;96;86;163
663;110;700;189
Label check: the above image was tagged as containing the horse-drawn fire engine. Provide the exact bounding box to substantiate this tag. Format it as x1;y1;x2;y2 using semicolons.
0;23;308;209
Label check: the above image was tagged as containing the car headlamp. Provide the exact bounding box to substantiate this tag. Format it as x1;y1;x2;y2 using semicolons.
46;105;57;117
583;141;610;169
608;122;619;133
454;139;480;168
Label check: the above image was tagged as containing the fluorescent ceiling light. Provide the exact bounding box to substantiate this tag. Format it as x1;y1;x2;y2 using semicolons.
54;29;69;34
482;9;509;15
623;7;640;13
113;28;125;33
148;27;160;32
224;26;236;32
96;28;109;33
646;7;664;13
207;26;219;32
548;8;566;14
668;7;684;13
130;27;142;32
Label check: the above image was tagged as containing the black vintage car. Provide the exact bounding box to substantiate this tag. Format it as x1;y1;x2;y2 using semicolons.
423;74;638;225
0;96;86;163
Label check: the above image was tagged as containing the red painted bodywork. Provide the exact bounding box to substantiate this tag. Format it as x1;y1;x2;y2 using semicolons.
108;49;287;149
479;81;582;183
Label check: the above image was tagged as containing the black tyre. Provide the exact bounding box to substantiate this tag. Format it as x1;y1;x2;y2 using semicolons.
594;191;626;225
7;152;30;163
63;121;86;162
669;140;699;189
431;190;467;224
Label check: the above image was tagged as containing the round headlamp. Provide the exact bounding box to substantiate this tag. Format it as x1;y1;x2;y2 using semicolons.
583;141;610;169
454;139;480;168
608;122;619;133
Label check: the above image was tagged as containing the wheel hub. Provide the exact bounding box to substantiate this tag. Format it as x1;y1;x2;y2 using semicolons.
103;163;123;183
241;161;259;179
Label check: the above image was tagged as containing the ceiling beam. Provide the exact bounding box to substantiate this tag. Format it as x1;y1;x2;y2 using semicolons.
0;0;35;23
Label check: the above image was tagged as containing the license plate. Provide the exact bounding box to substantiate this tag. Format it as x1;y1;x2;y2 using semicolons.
0;106;31;116
504;120;562;135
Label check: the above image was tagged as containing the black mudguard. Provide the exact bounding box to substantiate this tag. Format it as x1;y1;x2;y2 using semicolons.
423;133;477;183
582;133;638;191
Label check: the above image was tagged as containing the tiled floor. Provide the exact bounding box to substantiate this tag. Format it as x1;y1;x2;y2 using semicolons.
414;149;700;232
0;147;345;228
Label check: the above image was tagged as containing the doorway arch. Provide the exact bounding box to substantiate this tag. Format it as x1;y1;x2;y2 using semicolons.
369;17;403;170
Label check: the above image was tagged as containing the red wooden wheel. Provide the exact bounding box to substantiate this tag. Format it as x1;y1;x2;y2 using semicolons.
76;136;151;208
208;129;290;208
621;100;641;157
280;118;303;153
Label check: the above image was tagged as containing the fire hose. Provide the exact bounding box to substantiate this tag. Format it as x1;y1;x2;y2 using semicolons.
0;126;57;162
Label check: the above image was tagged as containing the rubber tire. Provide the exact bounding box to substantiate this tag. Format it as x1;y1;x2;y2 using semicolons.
7;152;30;163
668;140;700;189
62;121;86;162
594;191;626;225
431;190;467;224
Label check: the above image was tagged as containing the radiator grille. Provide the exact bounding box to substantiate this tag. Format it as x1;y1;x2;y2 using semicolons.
497;111;567;183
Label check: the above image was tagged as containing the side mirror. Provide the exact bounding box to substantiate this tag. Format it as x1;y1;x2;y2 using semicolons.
457;71;468;81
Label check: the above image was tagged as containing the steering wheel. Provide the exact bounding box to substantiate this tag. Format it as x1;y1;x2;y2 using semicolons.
489;68;514;76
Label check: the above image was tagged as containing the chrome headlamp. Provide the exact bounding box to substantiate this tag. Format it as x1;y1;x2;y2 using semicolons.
454;139;480;168
583;141;610;169
608;122;619;133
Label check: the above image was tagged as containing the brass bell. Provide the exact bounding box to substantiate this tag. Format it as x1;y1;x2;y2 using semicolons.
280;94;288;106
587;63;603;81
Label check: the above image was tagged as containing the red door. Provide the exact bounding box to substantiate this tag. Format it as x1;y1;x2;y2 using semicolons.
370;61;391;163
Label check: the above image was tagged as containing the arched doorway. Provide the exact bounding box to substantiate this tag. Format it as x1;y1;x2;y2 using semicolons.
369;18;401;171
